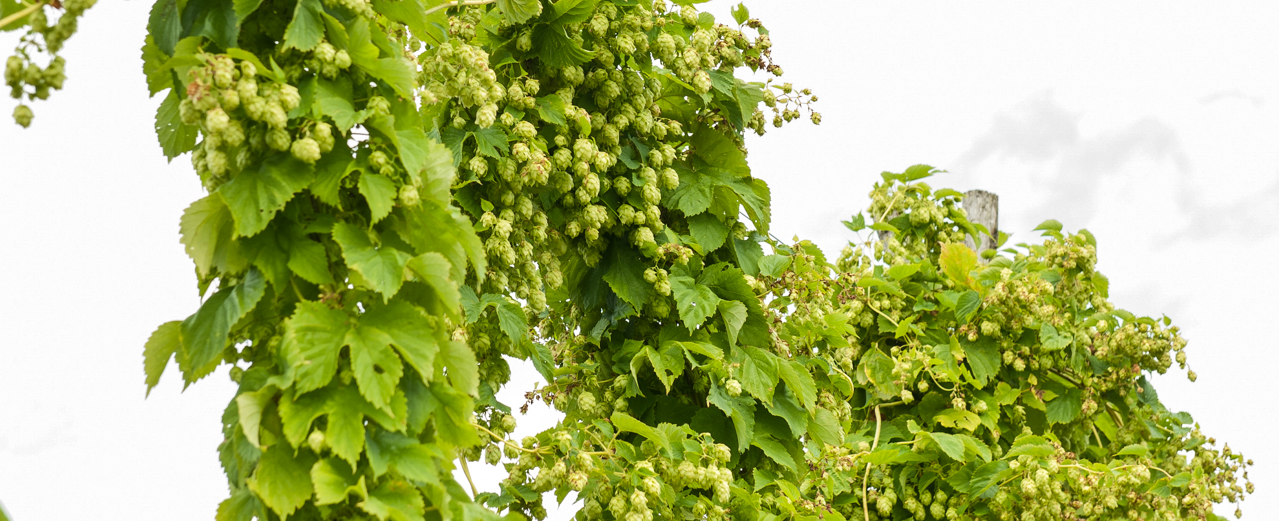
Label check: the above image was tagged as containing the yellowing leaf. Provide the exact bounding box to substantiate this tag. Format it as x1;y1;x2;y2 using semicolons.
939;242;978;289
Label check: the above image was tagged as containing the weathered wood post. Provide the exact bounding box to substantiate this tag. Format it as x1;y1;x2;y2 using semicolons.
962;190;999;261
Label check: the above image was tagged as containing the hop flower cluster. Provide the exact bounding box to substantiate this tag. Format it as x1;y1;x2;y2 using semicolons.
4;0;96;126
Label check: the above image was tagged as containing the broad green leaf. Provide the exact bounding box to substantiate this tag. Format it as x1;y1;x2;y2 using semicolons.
717;300;747;346
933;408;981;431
670;273;721;332
358;173;397;224
777;359;816;410
215;488;263;521
929;432;967;461
735;345;779;404
677;341;722;361
143;321;182;395
808;408;842;447
939;243;978;288
311;457;368;505
235;385;276;448
961;336;1000;388
326;385;372;465
438;338;479;396
346;18;415;98
887;263;920;280
535;95;567;126
359;481;426;521
315;77;366;132
248;443;316;517
756;255;791;277
405;252;461;321
959;433;993;462
708;382;756;452
646;343;685;394
1034;219;1063;232
764;386;807;438
688;213;730;252
1045;388;1083;424
184;0;239;50
955;290;982;323
1116;444;1148;457
751;434;797;471
495;299;528;347
218;154;316;238
285;301;351;394
967;460;1010;496
346;322;405;411
495;0;542;23
283;0;325;51
333;222;411;300
1039;323;1072;351
288;238;335;285
361;301;440;386
179;270;267;381
612;412;671;453
535;24;593;67
602;242;651;309
730;2;749;24
141;37;173;96
148;0;182;55
155;90;197;160
233;0;264;20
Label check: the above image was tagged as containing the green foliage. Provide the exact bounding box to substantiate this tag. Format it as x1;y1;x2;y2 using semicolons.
8;0;1252;519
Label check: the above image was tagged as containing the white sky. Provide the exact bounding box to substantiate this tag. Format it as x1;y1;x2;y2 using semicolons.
2;1;1276;519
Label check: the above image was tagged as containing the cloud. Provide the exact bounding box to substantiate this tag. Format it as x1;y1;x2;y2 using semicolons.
954;91;1275;243
1199;90;1265;108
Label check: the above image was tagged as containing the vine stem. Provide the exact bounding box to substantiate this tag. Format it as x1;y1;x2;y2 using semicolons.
472;422;543;454
0;1;45;30
862;405;882;521
458;456;480;497
422;0;496;17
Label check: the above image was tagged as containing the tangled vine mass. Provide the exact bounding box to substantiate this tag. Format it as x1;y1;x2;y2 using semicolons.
5;0;1255;520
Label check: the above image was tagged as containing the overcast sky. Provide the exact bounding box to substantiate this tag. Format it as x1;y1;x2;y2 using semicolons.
2;1;1276;519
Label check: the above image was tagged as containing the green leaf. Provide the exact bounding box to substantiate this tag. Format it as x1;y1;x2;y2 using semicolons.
248;443;316;517
717;300;747;347
333;223;411;300
1039;323;1072;351
361;301;440;387
887;263;920;280
961;336;999;388
218;154;316;238
359;480;426;521
141;37;173;96
288;238;335;285
842;213;866;232
233;0;264;20
235;385;276;448
495;299;528;347
405;252;461;321
1116;444;1148;457
315;77;366;132
471;127;509;158
808;408;842;447
535;95;567;126
602;242;651;309
940;243;978;288
184;0;239;50
358;173;398;224
708;382;756;452
1034;219;1063;233
777;359;816;410
439;338;479;396
179;270;267;381
735;345;779;404
670;273;721;332
730;2;749;24
955;289;981;324
285;301;351;394
967;460;1010;496
764;386;807;438
611;412;670;453
757;255;791;277
346;18;415;98
494;0;541;23
687;213;730;252
751;434;797;471
283;0;325;51
645;343;685;394
143;321;182;395
535;24;593;68
933;408;981;431
216;488;263;521
1045;388;1082;424
148;0;182;55
311;457;368;505
929;432;967;461
346;321;406;411
326;385;372;465
155;90;197;160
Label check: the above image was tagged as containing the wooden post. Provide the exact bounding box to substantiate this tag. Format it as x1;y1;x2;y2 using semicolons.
963;190;999;260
